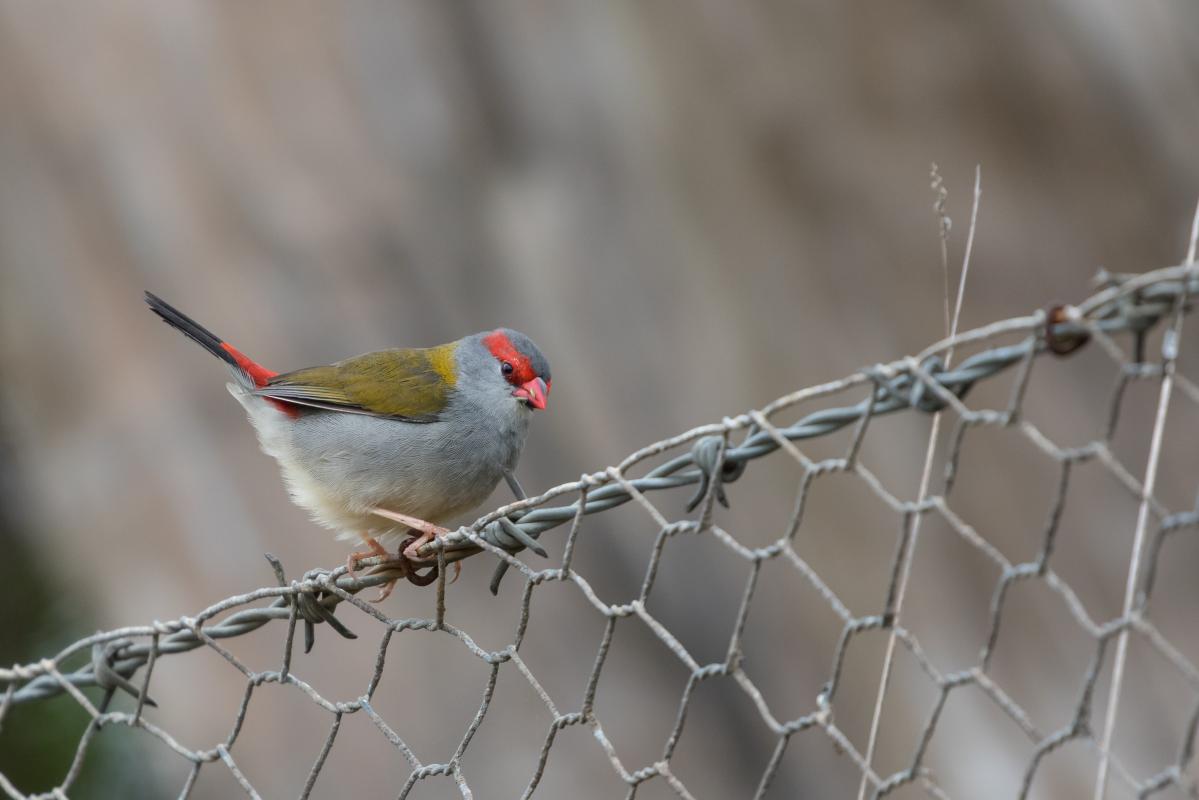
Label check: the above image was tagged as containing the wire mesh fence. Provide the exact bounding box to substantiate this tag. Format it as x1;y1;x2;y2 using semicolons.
2;262;1198;799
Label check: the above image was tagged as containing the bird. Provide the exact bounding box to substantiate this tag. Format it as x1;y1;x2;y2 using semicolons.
144;291;551;599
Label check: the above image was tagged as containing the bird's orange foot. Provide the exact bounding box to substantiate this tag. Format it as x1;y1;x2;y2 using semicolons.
371;577;400;604
396;534;440;587
346;537;390;577
399;526;460;583
347;535;410;602
366;554;414;603
358;511;457;598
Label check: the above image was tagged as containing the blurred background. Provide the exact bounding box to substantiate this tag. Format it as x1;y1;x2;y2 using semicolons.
1;1;1198;797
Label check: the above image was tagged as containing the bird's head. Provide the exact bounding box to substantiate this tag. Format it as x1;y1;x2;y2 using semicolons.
481;328;552;411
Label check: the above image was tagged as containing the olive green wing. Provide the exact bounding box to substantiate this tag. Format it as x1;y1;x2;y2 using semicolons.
256;343;459;421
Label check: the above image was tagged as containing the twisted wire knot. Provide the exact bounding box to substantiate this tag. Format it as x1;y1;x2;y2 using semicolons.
481;511;547;558
90;640;156;708
909;356;950;412
686;434;747;512
263;555;358;653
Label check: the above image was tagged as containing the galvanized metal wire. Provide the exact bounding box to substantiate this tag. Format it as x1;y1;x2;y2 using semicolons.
2;263;1197;799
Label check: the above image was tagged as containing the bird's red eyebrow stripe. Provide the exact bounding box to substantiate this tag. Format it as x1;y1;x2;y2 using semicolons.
483;330;536;385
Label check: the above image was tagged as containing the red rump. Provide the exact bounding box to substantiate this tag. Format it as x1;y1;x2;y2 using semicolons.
220;342;277;386
484;330;538;386
220;342;298;417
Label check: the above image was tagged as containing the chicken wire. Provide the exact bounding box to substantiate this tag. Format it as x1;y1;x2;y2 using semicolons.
2;262;1199;799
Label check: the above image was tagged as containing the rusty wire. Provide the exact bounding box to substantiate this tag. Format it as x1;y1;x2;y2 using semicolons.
1;263;1198;799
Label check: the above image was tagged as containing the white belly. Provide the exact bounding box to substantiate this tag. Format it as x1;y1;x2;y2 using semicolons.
230;384;530;545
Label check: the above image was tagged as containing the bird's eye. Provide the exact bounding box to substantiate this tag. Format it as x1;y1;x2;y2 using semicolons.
501;361;514;377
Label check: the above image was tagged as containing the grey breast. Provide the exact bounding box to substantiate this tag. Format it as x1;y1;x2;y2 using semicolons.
285;337;532;521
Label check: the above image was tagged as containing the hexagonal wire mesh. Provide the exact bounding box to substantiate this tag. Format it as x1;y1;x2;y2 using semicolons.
2;261;1198;800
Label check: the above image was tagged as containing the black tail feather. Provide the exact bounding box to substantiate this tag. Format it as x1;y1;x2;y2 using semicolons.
144;291;240;370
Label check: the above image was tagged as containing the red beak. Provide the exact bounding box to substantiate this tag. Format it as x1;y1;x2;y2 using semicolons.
514;377;549;410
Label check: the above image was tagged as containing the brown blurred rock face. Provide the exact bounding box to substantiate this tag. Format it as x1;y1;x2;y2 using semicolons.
0;2;1196;797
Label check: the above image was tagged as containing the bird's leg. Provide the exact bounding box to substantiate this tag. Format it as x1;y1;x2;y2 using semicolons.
391;535;460;586
368;508;460;583
369;508;449;559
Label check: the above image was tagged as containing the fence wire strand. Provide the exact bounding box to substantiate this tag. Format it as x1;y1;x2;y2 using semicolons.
2;263;1199;799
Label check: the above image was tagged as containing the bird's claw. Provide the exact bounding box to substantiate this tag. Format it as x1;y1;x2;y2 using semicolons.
346;537;390;578
358;534;453;599
350;516;459;600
